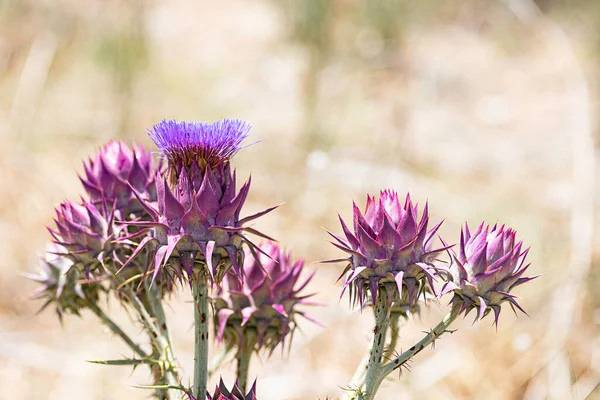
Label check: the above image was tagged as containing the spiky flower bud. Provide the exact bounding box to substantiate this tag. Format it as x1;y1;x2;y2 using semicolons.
214;242;317;353
80;140;161;217
208;379;257;400
329;190;448;309
26;246;102;320
186;379;257;400
48;199;115;273
123;119;276;286
440;223;536;324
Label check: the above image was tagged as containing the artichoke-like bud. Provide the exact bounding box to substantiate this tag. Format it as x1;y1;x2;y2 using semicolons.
441;223;536;324
328;190;448;309
123;119;277;285
48;199;115;273
26;246;102;320
208;379;257;400
80;140;161;217
214;242;317;352
186;379;257;400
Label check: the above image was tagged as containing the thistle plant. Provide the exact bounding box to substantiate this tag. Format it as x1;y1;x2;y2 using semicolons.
27;118;537;400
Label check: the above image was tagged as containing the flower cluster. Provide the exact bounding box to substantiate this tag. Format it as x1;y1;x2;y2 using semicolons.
214;242;318;353
28;116;538;400
329;191;536;324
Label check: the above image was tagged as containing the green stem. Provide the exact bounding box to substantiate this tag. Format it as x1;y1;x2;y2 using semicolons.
193;277;210;400
144;280;181;400
372;305;462;395
86;300;147;358
236;330;256;393
121;285;181;400
359;287;391;400
383;312;401;360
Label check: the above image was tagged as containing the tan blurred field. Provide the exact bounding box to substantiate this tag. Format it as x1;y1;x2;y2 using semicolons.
2;0;600;399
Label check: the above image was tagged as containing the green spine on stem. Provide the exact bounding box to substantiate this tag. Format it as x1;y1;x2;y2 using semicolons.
193;276;210;400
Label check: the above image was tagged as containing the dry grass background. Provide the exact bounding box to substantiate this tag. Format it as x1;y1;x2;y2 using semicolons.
1;0;600;399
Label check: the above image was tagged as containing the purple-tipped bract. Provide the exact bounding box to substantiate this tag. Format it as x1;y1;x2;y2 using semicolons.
186;378;257;400
48;199;115;273
440;223;536;324
214;242;318;353
329;191;448;309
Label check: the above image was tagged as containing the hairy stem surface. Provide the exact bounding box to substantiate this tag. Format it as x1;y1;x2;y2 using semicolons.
359;288;391;400
193;278;210;399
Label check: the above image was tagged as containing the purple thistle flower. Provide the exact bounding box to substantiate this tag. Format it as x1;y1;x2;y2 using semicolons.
148;119;250;186
327;190;449;309
80;141;161;217
440;223;537;325
186;378;257;400
214;242;318;353
121;120;277;286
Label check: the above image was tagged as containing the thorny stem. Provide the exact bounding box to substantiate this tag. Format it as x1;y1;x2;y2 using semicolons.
144;279;181;400
236;330;257;393
349;311;403;397
372;305;461;395
193;276;210;400
86;300;147;358
383;312;401;360
121;285;181;400
359;287;391;400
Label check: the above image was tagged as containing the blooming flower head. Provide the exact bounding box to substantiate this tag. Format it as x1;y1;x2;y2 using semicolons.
148;119;250;187
329;190;448;310
121;119;276;286
26;246;102;321
80;141;161;217
441;223;536;324
214;242;318;353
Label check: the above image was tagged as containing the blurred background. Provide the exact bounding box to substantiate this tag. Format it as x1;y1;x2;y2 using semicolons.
1;0;599;399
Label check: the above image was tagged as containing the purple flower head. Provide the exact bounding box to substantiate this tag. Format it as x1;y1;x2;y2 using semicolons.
80;141;161;217
186;378;257;400
25;245;102;321
120;120;277;287
148;119;250;187
328;190;449;310
214;242;318;353
440;223;537;325
48;199;115;274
